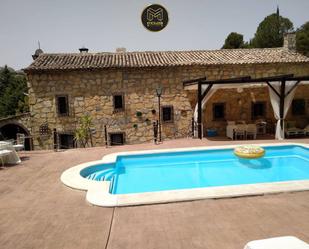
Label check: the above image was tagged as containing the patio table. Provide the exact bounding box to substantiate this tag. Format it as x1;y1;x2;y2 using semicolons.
0;141;21;165
226;124;257;140
226;124;238;140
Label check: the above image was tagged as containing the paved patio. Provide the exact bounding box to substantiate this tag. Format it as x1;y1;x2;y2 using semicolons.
1;138;309;249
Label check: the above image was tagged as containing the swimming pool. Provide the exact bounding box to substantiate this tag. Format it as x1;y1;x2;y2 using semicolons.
61;143;309;206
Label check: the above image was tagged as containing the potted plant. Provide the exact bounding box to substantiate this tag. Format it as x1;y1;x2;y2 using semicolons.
74;114;93;148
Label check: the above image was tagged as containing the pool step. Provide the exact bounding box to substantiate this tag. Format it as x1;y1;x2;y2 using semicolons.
104;171;115;181
109;176;115;193
86;167;117;181
96;169;114;180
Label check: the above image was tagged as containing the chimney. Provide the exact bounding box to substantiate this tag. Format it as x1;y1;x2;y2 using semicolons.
79;47;89;53
116;47;126;53
283;32;296;51
32;48;44;60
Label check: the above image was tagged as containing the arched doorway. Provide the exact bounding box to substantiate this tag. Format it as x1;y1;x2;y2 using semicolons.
0;123;32;150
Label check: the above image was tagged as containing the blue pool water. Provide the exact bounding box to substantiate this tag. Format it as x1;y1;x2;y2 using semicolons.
80;145;309;194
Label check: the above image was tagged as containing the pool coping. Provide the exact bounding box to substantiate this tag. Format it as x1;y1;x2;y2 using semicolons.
60;142;309;207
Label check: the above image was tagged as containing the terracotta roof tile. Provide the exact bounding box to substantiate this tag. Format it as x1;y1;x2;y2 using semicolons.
25;48;309;72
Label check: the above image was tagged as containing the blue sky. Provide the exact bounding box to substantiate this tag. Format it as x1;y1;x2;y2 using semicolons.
1;0;309;69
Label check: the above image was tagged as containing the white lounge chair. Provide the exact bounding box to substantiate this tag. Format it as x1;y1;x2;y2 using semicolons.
0;149;12;167
285;121;306;138
244;236;309;249
13;133;25;152
286;127;306;138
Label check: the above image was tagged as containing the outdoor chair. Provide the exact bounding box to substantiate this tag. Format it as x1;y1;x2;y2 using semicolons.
235;125;246;140
4;139;14;145
246;124;257;139
304;124;309;136
0;149;12;167
256;120;266;135
226;121;237;140
285;121;306;138
13;133;25;152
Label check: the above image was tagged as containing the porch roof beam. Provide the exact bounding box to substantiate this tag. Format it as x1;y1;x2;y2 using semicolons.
285;80;300;98
266;81;281;98
201;83;213;99
200;74;294;85
284;75;309;81
183;77;207;86
184;74;309;87
200;76;251;85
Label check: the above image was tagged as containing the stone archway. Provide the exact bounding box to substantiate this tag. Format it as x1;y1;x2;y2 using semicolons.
0;122;32;150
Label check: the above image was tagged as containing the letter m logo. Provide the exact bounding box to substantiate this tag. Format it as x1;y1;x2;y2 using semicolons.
147;8;163;21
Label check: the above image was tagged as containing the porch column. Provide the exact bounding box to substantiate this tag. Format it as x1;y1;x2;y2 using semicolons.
197;81;202;139
279;80;286;136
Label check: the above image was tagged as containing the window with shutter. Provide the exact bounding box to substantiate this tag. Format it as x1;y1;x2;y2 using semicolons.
213;103;225;120
113;95;124;110
251;102;266;119
56;95;69;116
292;99;306;116
161;106;174;122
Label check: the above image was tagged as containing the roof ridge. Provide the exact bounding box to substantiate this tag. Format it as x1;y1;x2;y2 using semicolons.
39;47;285;56
25;48;309;72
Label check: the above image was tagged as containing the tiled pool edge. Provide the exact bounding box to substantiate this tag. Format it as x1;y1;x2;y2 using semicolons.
60;142;309;207
86;180;309;207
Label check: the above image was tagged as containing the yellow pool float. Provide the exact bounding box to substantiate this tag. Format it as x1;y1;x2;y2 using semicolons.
234;145;265;159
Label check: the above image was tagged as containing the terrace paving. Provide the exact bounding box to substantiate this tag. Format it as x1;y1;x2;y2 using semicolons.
0;138;309;249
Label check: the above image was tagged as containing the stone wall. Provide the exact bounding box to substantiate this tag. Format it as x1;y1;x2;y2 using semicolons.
27;68;193;149
202;85;309;136
203;86;275;135
0;113;32;134
185;63;309;136
286;85;309;127
27;62;309;149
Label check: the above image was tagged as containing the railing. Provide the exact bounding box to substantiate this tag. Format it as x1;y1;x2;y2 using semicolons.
50;120;197;150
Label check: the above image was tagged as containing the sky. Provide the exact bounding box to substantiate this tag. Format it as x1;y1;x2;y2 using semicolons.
1;0;309;69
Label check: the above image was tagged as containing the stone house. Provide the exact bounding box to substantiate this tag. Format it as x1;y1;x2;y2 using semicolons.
25;34;309;150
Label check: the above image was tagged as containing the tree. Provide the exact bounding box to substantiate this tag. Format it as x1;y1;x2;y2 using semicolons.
74;114;93;148
296;21;309;57
0;66;11;94
242;41;253;49
222;32;245;49
251;12;293;48
0;66;29;117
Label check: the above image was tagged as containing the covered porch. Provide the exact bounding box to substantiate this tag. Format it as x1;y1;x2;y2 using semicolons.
183;74;309;141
